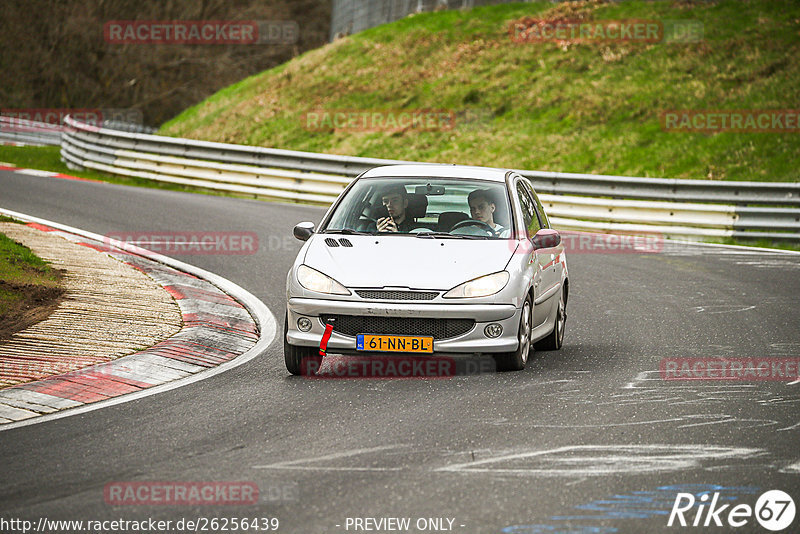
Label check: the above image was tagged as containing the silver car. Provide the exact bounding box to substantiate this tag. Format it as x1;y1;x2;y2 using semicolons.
284;164;568;374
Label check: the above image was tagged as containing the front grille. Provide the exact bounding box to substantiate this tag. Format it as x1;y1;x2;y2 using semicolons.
355;290;438;301
320;315;474;340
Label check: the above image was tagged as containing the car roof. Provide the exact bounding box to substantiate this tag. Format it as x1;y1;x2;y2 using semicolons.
359;164;511;183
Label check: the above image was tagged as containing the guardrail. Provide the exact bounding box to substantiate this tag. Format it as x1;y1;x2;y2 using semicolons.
0;116;155;147
0;116;62;146
54;115;800;242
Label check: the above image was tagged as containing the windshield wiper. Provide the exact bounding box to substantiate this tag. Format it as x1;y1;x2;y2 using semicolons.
415;232;488;240
322;229;374;235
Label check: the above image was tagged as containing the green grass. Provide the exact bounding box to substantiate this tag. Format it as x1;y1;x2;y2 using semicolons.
0;231;63;318
0;234;52;273
160;0;800;182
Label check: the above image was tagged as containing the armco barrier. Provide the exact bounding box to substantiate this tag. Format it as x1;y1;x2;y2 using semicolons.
0;116;154;147
51;116;797;242
0;116;62;146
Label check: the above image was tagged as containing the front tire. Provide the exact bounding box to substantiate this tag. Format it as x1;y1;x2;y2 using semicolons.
284;313;321;375
493;295;532;372
533;286;566;351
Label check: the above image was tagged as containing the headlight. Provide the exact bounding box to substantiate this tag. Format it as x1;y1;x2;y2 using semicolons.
297;265;351;295
443;271;509;298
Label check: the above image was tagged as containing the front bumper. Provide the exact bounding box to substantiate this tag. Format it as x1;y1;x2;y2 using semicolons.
286;297;520;353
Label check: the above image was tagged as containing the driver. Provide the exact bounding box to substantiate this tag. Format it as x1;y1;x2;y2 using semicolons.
468;189;505;233
377;184;415;232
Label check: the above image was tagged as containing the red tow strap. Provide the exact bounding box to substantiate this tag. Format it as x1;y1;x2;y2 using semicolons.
319;323;334;357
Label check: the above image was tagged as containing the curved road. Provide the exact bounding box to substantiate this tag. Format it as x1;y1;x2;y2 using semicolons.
1;170;799;534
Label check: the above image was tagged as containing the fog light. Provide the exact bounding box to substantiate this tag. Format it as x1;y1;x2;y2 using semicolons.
297;317;312;332
484;323;503;338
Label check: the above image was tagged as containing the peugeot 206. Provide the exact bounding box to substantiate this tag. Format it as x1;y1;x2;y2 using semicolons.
284;164;568;374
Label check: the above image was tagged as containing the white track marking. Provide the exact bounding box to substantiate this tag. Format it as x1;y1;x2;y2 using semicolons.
16;169;59;177
779;461;800;474
694;305;756;314
490;418;684;429
436;445;763;476
664;240;800;256
252;445;405;472
677;417;778;430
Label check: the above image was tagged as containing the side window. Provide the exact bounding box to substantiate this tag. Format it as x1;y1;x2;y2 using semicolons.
515;181;541;237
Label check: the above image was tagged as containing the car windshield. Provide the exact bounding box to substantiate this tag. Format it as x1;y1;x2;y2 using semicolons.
323;177;513;239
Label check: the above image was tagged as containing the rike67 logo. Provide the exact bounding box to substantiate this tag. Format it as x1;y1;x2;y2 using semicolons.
668;490;795;531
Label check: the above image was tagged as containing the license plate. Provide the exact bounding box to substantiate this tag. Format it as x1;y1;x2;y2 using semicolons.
356;334;433;353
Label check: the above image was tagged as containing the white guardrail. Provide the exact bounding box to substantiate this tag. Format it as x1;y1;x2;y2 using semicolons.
0;117;62;146
0;116;154;147
14;115;800;242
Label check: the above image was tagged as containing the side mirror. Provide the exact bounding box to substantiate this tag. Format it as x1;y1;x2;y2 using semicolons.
531;228;561;250
293;222;315;241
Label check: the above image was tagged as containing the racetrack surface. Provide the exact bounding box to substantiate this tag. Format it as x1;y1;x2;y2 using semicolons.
1;170;799;533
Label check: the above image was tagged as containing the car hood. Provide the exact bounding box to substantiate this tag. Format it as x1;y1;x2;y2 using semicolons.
303;235;516;290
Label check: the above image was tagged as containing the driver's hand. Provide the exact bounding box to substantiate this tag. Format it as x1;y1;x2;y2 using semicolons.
377;217;398;232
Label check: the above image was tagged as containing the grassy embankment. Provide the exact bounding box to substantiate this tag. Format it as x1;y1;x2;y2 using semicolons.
2;1;797;248
5;1;799;183
160;0;799;182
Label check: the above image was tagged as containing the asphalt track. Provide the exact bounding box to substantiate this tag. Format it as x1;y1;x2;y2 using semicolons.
1;169;799;534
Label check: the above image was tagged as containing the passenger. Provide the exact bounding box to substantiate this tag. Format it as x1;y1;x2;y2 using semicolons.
468;189;505;234
377;184;415;232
